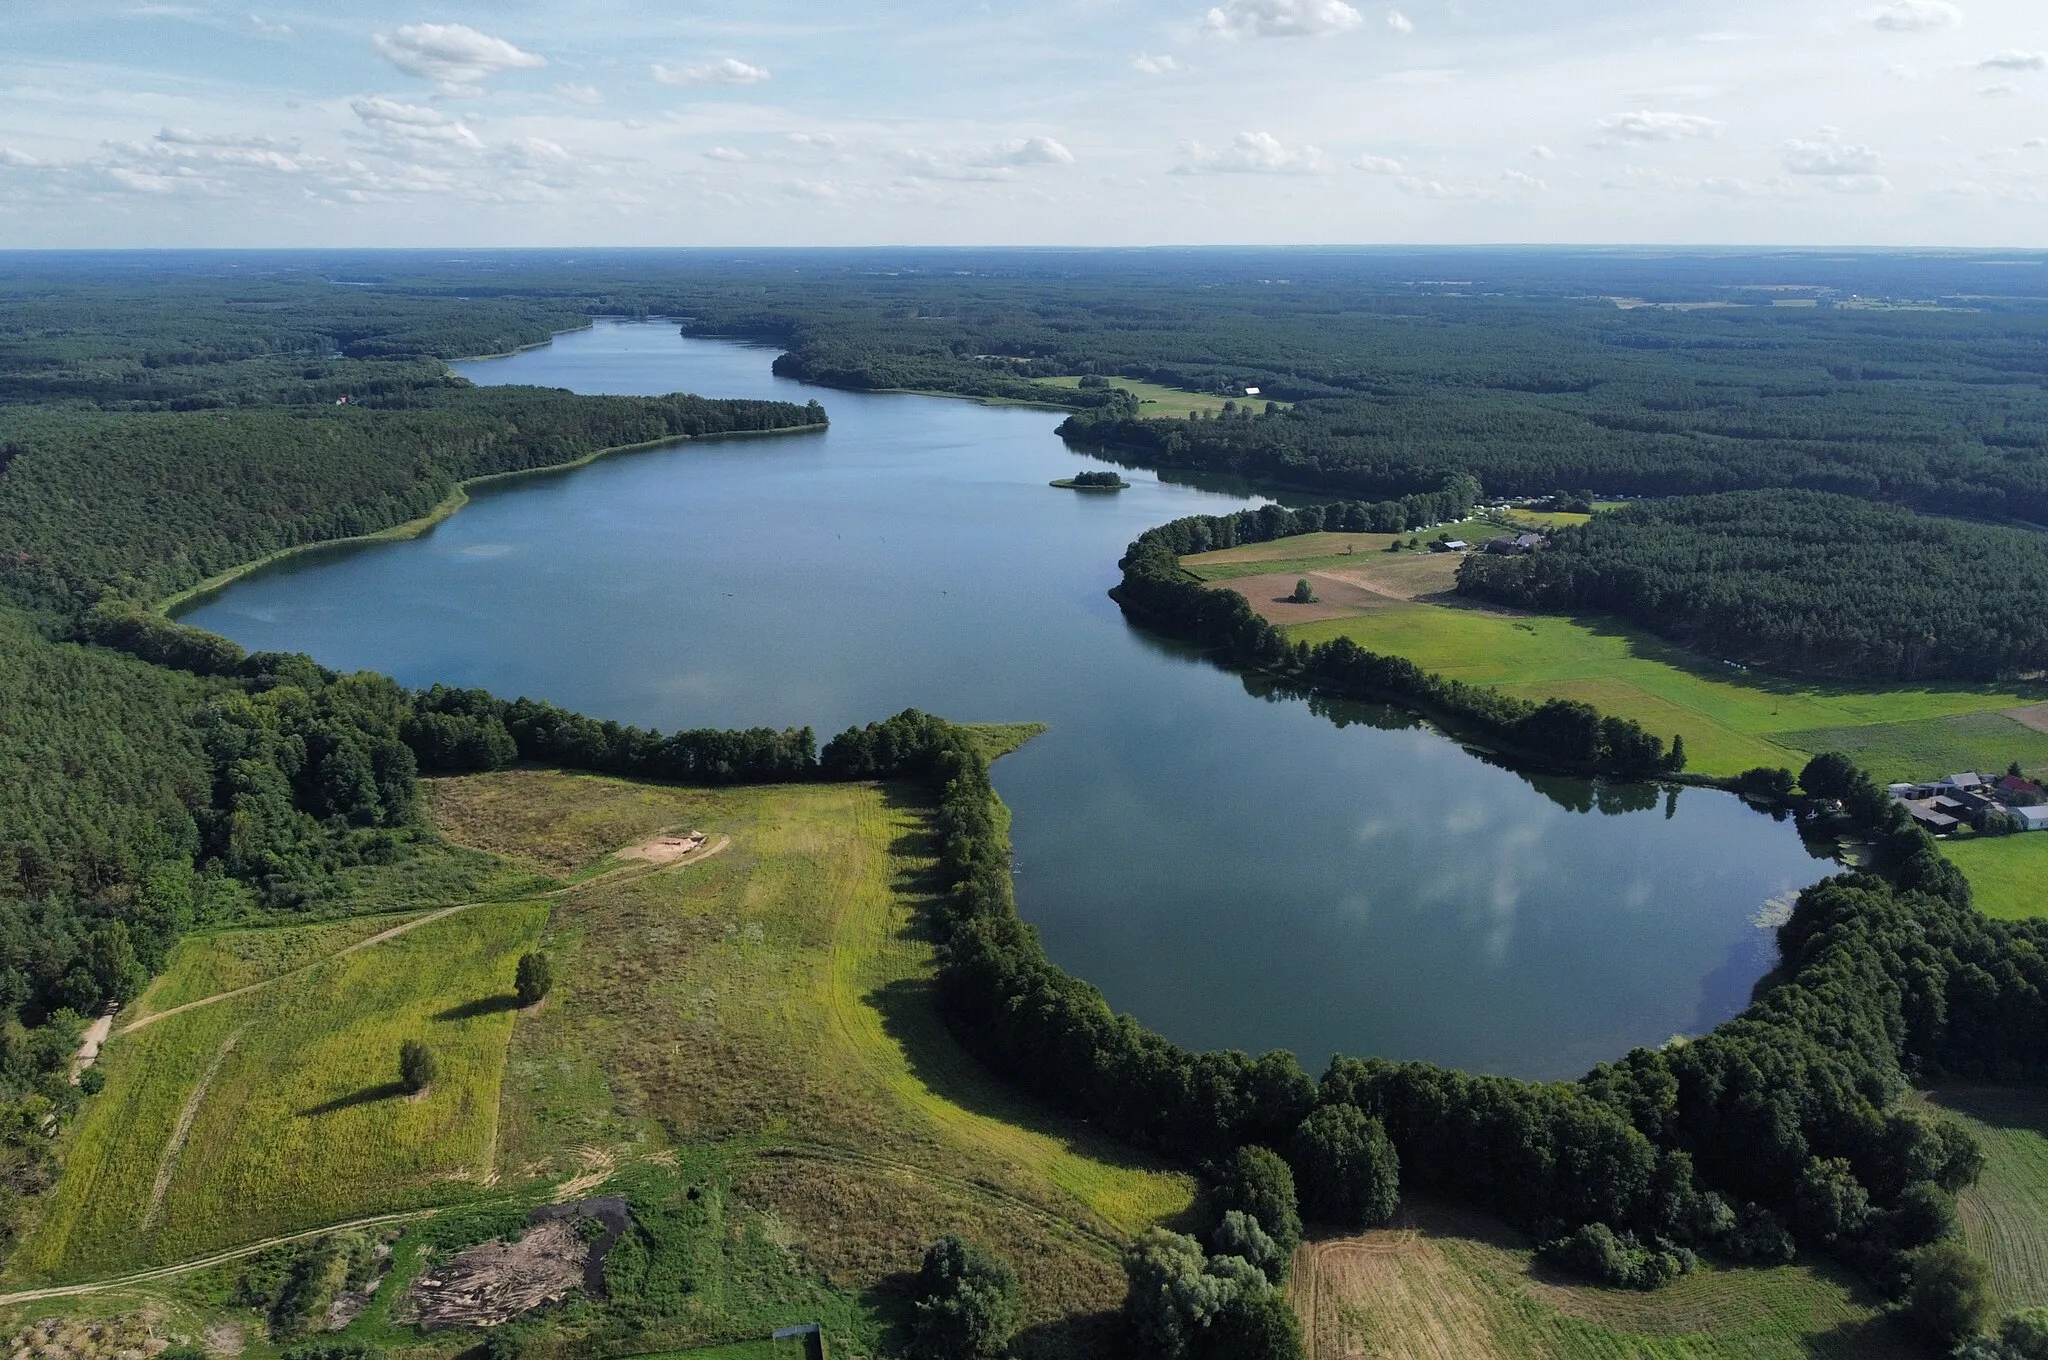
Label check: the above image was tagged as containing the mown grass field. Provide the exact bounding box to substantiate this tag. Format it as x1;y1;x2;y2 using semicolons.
1939;836;2048;920
14;902;546;1281
1290;1200;1912;1360
1039;375;1275;418
439;767;1188;1358
1931;1087;2048;1311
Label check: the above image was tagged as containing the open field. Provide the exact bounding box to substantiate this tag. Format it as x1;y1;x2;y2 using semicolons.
1039;375;1279;418
1929;1087;2048;1311
1290;1200;1912;1360
444;770;1189;1355
14;903;547;1281
1939;836;2048;920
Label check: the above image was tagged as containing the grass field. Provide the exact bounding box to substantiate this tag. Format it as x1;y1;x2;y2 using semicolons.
1039;375;1276;418
440;769;1189;1357
14;902;547;1281
1930;1088;2048;1311
1290;1200;1911;1360
1939;836;2048;920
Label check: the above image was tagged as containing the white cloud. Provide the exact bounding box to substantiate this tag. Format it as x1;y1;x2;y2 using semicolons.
1531;144;1559;160
0;147;49;168
1357;154;1403;173
992;136;1075;166
1980;51;2046;70
247;14;291;38
1174;131;1327;174
554;83;604;106
654;58;771;87
1502;169;1547;189
1386;10;1413;34
1783;138;1883;174
350;97;485;152
106;166;182;194
372;24;545;93
1201;0;1364;40
1399;175;1485;199
897;136;1076;181
1860;1;1963;32
1594;110;1725;142
1980;83;2018;96
704;146;747;162
1132;53;1185;74
2028;137;2048;149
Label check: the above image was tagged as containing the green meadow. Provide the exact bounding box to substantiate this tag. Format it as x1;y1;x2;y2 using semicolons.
1930;1087;2048;1311
1040;375;1275;418
1939;835;2048;920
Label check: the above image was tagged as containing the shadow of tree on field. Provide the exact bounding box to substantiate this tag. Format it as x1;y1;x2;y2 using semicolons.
300;1080;408;1117
435;993;522;1022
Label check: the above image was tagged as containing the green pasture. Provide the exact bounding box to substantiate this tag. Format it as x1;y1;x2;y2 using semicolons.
1931;1087;2048;1311
15;902;546;1281
1040;375;1277;418
1287;602;2041;781
1941;835;2048;920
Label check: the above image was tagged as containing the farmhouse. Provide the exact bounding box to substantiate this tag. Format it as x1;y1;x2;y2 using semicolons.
1484;532;1548;555
1433;539;1471;553
1892;770;2048;835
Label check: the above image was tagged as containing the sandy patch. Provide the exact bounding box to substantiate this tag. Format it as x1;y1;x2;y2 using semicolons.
617;830;710;866
2007;703;2048;736
69;1007;115;1083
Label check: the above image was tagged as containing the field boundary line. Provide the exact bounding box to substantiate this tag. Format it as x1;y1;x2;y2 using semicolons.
142;1022;250;1232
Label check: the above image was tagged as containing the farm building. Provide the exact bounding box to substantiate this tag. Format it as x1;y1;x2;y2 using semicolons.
2017;806;2048;833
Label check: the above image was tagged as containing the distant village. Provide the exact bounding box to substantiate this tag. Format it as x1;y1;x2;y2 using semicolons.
1894;771;2048;837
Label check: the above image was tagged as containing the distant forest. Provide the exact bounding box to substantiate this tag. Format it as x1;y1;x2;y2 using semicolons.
1458;491;2048;682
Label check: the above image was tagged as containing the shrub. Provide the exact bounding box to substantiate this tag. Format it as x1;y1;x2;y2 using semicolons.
1288;1103;1399;1230
1213;1147;1301;1258
1900;1240;1994;1350
398;1039;436;1095
1210;1210;1286;1284
1794;1157;1871;1245
515;951;553;1007
2003;1308;2048;1359
908;1235;1020;1360
1542;1222;1694;1290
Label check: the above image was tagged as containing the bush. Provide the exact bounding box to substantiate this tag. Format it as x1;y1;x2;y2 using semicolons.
1543;1222;1694;1290
1289;1103;1399;1230
1213;1147;1302;1258
1794;1157;1871;1245
1122;1228;1300;1360
1210;1210;1286;1284
1289;578;1317;604
908;1235;1020;1360
2003;1308;2048;1359
1901;1240;1994;1349
515;951;553;1007
398;1039;436;1094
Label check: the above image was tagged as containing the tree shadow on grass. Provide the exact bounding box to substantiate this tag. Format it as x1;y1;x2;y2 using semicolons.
435;993;522;1022
300;1081;408;1117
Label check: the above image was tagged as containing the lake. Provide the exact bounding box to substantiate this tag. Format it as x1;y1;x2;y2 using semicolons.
180;319;1834;1081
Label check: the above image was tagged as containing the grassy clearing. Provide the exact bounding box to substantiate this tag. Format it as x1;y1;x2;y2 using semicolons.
1290;1200;1911;1360
1283;598;2037;781
1929;1088;2048;1310
1941;835;2048;919
15;903;546;1281
1039;376;1278;418
133;914;428;1017
449;771;1188;1356
1774;712;2048;788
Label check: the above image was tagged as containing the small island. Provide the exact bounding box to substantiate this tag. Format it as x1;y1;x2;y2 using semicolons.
1051;470;1130;491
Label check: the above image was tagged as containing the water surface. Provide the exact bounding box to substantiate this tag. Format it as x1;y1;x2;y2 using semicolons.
182;320;1832;1080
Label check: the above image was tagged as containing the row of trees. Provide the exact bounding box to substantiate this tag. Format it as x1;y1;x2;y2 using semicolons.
1458;490;2048;681
1112;505;1682;779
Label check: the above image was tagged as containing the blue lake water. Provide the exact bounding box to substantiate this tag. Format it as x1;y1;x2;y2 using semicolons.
180;319;1834;1080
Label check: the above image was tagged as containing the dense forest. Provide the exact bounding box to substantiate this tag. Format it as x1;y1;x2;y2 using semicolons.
1458;491;2048;681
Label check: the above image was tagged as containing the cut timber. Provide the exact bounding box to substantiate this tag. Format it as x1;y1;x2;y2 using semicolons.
407;1219;588;1331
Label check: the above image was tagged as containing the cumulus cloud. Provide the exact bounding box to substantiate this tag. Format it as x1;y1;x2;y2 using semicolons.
1860;1;1963;32
350;96;485;151
991;136;1075;165
1357;154;1403;173
1531;144;1559;160
1979;83;2018;96
897;136;1076;181
1132;53;1185;74
0;147;50;168
1594;110;1725;142
1201;0;1364;40
1399;175;1485;199
554;83;604;105
654;58;771;87
372;24;545;92
1173;131;1327;174
150;126;303;171
1386;10;1413;33
247;14;291;37
704;146;747;162
1980;50;2046;70
1502;169;1548;189
1783;139;1883;174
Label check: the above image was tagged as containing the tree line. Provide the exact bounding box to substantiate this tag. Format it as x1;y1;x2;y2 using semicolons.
828;708;2029;1351
1112;499;1682;779
1458;489;2048;681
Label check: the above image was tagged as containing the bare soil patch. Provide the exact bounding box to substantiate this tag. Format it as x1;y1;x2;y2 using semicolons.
405;1219;589;1331
1216;571;1404;625
2008;702;2048;736
616;829;707;866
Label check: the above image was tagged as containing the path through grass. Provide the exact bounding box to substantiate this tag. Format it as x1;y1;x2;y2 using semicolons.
1931;1087;2048;1310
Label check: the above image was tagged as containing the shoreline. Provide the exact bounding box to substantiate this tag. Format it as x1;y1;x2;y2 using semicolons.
156;421;827;617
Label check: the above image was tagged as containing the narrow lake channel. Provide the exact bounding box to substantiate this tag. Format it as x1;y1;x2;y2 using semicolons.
179;319;1835;1080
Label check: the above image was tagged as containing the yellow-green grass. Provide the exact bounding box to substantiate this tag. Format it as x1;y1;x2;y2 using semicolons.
1291;1201;1910;1360
1286;601;2040;781
15;903;546;1281
1039;375;1281;418
132;913;429;1017
1929;1087;2048;1310
1942;836;2048;920
450;771;1189;1344
1773;712;2048;789
1502;503;1629;532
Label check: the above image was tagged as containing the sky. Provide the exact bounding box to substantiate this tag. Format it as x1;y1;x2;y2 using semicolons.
0;0;2044;247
